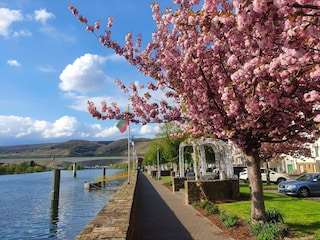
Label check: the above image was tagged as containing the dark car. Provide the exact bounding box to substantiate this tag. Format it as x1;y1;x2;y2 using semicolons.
278;172;320;198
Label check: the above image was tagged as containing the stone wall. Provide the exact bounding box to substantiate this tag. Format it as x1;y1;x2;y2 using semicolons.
147;169;171;177
185;179;240;204
77;172;138;240
172;177;187;191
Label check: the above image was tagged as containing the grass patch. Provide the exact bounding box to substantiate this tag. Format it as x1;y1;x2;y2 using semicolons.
219;183;320;237
160;175;172;182
160;175;173;189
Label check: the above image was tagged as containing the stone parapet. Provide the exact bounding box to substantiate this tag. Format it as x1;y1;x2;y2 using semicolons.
185;179;240;204
77;172;138;240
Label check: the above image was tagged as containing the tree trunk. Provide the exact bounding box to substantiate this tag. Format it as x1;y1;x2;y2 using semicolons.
244;150;266;223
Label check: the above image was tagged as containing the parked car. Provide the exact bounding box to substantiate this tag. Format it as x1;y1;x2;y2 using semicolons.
233;166;247;178
239;168;289;184
206;167;219;179
278;173;320;198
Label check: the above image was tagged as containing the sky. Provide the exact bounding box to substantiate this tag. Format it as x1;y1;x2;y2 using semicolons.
0;0;178;146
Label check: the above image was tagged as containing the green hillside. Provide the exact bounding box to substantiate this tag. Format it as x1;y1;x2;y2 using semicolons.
0;138;151;159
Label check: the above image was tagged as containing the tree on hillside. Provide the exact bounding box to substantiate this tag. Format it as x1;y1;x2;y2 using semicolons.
69;1;320;222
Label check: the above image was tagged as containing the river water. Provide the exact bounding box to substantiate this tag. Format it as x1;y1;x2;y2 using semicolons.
0;169;125;240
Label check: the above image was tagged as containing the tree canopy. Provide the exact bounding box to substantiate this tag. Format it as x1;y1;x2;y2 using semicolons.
143;122;191;166
70;0;320;222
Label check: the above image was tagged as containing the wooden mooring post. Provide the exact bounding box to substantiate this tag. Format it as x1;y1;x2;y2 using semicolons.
73;162;77;177
51;168;61;205
102;167;106;188
50;168;61;234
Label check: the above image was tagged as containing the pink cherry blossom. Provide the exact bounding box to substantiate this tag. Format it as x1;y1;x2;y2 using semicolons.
71;1;320;222
304;90;320;102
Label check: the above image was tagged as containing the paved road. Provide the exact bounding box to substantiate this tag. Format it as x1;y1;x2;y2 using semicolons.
133;173;233;240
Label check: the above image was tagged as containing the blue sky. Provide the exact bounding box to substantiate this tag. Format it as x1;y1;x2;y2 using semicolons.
0;0;177;146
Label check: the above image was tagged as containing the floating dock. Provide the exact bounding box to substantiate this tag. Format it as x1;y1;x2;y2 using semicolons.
84;181;102;190
84;170;128;190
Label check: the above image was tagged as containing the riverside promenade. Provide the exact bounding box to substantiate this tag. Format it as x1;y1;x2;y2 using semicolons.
133;172;233;240
77;171;234;240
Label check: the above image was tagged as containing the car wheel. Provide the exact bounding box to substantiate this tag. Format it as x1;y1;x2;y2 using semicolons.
298;187;310;198
277;178;286;184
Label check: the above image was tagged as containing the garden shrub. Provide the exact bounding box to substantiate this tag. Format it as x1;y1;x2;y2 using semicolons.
191;200;211;209
265;208;284;223
248;222;264;235
219;211;239;228
200;200;212;209
205;204;219;215
219;210;229;222
191;201;202;208
249;222;289;240
192;200;219;215
249;208;288;239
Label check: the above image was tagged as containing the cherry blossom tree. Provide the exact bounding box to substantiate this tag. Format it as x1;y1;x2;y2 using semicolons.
69;0;320;222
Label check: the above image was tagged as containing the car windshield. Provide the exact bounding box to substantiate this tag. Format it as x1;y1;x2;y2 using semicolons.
296;174;313;181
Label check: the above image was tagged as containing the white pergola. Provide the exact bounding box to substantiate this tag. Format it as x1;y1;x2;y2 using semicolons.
178;138;234;180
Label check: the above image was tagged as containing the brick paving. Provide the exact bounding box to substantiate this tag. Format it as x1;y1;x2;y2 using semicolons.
133;172;234;240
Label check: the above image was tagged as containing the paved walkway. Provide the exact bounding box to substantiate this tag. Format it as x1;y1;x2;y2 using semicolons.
133;172;233;240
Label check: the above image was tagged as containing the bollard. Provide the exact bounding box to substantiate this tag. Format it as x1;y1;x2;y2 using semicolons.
102;167;106;188
50;168;60;238
73;162;77;177
51;168;61;203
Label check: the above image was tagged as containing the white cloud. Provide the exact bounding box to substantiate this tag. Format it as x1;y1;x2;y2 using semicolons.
0;115;79;140
59;54;107;93
7;59;21;67
42;116;79;138
34;9;55;24
0;8;23;37
139;125;160;135
94;126;120;138
0;115;159;145
0;115;48;138
106;53;125;62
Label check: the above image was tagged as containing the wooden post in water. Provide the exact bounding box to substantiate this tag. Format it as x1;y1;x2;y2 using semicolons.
72;162;77;177
51;168;61;206
102;167;106;188
51;168;60;233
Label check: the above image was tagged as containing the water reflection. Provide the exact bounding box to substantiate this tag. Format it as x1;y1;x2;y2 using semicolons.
49;201;59;239
0;169;124;239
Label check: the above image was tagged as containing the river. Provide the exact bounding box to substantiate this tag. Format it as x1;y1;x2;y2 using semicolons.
0;169;125;240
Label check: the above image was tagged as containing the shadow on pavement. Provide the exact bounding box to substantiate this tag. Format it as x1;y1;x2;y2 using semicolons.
133;173;193;240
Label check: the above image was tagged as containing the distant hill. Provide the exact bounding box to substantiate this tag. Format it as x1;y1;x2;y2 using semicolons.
0;138;151;160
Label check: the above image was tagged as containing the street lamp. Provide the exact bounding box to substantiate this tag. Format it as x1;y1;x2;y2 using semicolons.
157;146;160;180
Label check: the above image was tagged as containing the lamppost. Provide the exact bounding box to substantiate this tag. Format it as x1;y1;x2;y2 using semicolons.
315;141;319;158
157;146;160;180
